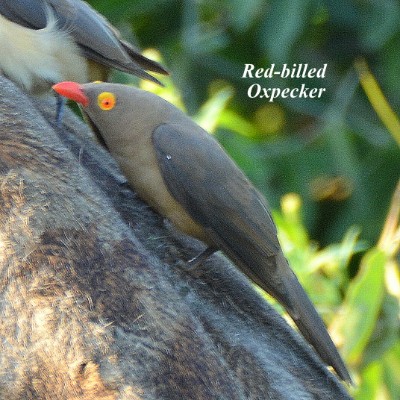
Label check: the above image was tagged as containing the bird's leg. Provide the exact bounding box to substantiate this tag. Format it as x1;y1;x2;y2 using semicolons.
187;246;217;269
55;94;67;127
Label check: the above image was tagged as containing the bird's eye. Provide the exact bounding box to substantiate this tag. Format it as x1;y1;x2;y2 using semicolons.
97;92;116;111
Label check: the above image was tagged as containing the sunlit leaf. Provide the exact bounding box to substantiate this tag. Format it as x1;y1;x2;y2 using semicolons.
354;361;384;400
382;342;400;399
310;226;365;276
334;248;387;365
193;86;234;132
218;110;259;138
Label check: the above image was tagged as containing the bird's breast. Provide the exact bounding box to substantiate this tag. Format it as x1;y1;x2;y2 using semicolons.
110;132;209;244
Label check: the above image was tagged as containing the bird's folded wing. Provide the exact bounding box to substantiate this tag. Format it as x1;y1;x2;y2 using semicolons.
151;123;352;383
152;123;285;288
0;0;47;28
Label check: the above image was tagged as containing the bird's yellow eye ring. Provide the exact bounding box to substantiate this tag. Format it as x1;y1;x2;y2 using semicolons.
97;92;116;111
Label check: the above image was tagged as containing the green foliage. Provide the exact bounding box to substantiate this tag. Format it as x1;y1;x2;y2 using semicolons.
271;193;399;399
87;1;400;397
340;248;387;365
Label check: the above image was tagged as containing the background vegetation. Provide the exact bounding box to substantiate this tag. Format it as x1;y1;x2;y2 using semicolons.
88;1;400;398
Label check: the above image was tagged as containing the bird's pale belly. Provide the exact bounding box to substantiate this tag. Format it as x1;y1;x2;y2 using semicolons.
115;144;209;244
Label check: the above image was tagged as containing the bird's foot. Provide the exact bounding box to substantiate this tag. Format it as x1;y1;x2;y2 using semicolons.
187;246;217;270
55;94;67;128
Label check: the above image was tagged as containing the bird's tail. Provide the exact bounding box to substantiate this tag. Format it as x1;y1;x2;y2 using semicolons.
272;253;352;383
120;40;169;76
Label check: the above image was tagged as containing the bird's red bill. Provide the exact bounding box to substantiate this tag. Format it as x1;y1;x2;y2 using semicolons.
52;81;89;107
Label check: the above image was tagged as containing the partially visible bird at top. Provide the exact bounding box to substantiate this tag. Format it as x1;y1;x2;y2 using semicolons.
0;0;168;122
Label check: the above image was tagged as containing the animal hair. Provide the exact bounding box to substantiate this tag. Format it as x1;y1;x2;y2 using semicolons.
0;76;352;399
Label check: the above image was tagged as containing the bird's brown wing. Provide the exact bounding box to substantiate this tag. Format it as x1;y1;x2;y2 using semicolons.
0;0;167;81
152;122;352;382
152;122;289;294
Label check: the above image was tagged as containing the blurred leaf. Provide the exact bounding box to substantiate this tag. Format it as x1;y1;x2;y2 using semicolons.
354;361;384;400
226;0;266;32
260;0;309;61
138;50;187;111
335;248;387;366
309;175;353;202
275;193;309;252
385;260;400;303
382;342;400;399
193;86;234;132
359;0;400;51
310;226;366;276
274;193;315;275
182;1;228;55
355;342;400;400
355;59;400;147
324;0;358;28
219;110;259;138
322;69;362;182
378;178;400;256
254;104;286;136
362;294;400;365
89;0;172;22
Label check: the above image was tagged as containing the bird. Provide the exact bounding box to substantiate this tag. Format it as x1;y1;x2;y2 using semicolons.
0;0;167;117
52;80;352;383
